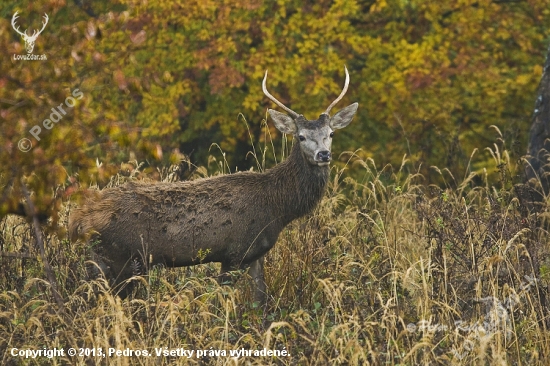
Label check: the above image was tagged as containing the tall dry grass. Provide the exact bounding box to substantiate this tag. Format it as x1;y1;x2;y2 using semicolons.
1;127;549;365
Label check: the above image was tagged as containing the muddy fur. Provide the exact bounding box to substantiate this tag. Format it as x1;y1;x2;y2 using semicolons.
70;70;357;298
69;142;329;291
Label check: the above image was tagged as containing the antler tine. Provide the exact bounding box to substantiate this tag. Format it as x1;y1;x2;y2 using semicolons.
11;12;26;37
324;66;350;116
39;14;49;34
31;14;49;38
262;70;300;118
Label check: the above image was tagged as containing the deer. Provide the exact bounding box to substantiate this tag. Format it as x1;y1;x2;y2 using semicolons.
11;11;49;54
68;67;358;301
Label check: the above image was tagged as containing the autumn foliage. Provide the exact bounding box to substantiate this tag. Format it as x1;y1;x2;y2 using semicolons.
1;0;550;218
2;1;550;364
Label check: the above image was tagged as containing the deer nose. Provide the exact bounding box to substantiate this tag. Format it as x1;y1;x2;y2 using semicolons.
316;150;331;162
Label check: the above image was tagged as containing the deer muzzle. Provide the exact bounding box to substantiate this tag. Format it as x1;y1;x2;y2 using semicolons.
316;150;331;163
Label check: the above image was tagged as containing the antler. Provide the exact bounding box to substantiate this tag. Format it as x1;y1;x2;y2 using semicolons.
262;70;300;118
11;12;49;39
33;14;49;38
11;12;26;37
323;66;350;116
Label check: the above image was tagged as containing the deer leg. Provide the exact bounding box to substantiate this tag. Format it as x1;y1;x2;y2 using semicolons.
249;256;267;304
85;250;134;298
87;250;111;280
91;252;138;299
219;259;267;303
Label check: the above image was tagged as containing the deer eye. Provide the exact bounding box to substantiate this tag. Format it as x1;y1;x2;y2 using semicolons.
299;135;306;142
329;132;334;138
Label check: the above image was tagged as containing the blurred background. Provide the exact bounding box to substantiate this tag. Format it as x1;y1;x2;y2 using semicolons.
1;0;549;216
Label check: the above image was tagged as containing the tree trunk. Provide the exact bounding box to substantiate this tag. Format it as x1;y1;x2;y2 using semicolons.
526;43;550;194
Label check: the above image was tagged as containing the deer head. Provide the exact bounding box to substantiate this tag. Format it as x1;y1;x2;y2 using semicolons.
263;67;358;167
11;11;49;54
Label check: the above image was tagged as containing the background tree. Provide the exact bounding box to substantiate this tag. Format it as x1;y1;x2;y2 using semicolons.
1;0;550;221
526;43;550;194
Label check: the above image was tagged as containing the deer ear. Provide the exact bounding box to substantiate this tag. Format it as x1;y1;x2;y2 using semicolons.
268;109;297;134
330;103;358;130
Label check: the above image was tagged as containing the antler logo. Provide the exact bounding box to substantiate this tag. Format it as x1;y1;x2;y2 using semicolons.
11;11;49;54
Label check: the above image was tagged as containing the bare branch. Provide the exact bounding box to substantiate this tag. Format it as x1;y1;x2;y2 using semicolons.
0;251;35;259
20;182;67;318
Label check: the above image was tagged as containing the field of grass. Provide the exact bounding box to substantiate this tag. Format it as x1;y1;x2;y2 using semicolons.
1;135;549;365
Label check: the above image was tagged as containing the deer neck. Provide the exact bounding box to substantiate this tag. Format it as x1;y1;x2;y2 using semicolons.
267;142;330;224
